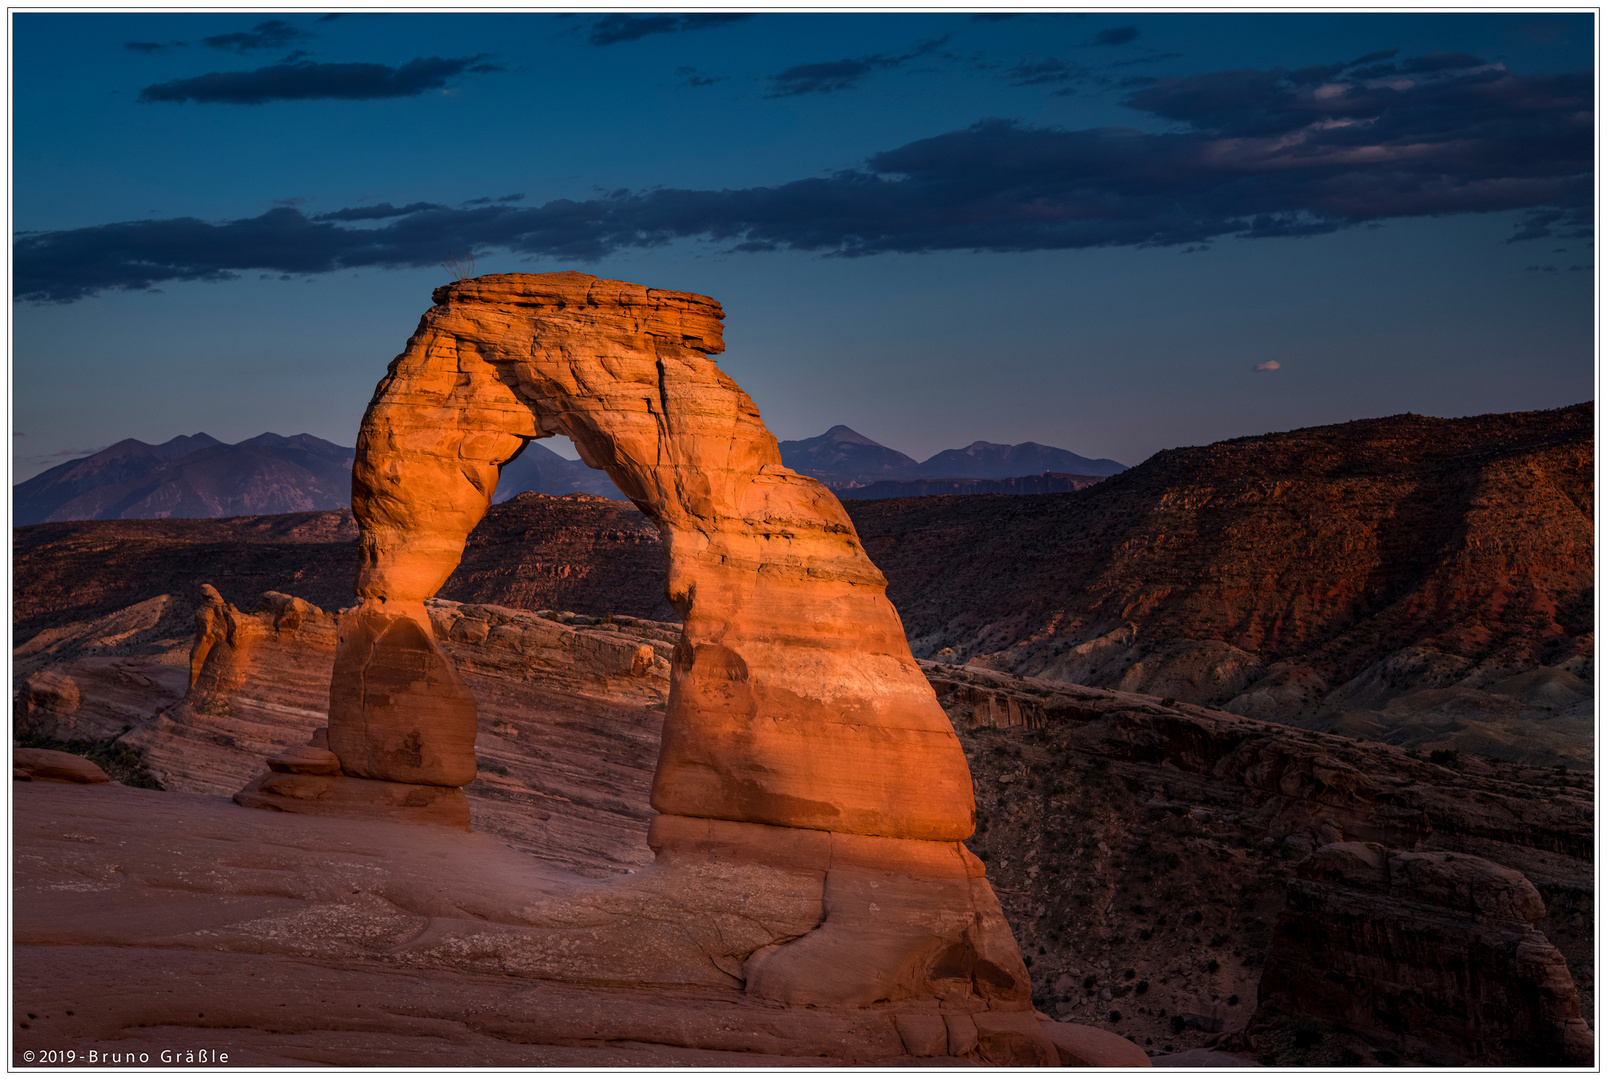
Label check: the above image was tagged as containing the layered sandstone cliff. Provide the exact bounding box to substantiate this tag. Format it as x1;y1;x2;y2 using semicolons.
1255;842;1591;1066
853;405;1594;767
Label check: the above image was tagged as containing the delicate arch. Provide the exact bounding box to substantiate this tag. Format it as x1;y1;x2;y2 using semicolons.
330;272;975;841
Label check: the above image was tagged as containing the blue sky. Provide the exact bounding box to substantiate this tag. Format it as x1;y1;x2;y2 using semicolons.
12;11;1595;480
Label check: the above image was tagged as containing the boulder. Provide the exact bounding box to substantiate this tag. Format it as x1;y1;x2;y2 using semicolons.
893;1014;948;1057
1037;1020;1152;1067
234;771;470;830
14;748;110;785
267;745;342;776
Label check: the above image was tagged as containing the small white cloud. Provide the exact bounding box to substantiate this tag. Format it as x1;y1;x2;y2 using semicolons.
1253;360;1282;372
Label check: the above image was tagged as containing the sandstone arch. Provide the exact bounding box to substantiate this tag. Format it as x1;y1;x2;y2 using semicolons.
234;272;1040;1021
332;271;976;841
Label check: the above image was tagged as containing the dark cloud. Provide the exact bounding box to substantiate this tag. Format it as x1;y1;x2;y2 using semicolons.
1004;57;1087;91
202;20;312;53
767;36;948;97
21;52;1591;302
313;202;448;221
588;13;750;46
675;65;726;88
138;56;499;105
1092;27;1139;47
124;41;179;54
1109;51;1183;68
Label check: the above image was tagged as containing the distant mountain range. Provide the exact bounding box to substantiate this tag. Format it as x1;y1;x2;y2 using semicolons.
777;425;1126;489
833;473;1108;500
14;434;625;525
14;434;356;526
15;424;1120;524
492;442;624;502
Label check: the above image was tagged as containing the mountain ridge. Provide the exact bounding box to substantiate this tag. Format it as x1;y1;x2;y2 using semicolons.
777;425;1126;488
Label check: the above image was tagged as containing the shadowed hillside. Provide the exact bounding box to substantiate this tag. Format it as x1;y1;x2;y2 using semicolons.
851;404;1593;765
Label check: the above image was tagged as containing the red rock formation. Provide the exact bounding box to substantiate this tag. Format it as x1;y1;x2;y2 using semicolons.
1255;842;1592;1066
335;272;974;840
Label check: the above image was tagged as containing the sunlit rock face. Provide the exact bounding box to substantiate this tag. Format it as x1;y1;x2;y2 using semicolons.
338;271;976;842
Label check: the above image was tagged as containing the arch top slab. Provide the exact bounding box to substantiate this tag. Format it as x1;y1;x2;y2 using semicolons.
336;271;976;841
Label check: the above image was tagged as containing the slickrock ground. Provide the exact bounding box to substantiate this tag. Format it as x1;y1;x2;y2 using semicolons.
12;593;1095;1067
13;783;945;1067
15;588;1593;1065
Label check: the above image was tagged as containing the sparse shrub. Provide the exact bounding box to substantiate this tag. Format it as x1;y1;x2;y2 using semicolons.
1139;929;1153;941
1108;1010;1122;1024
1206;959;1220;974
1024;956;1033;968
1161;697;1176;707
1123;968;1135;980
1337;1049;1364;1067
1084;975;1097;990
1293;1026;1321;1049
1373;1050;1400;1066
1170;1016;1187;1034
1210;933;1227;947
1135;981;1149;995
1227;995;1239;1006
1429;748;1458;766
15;731;162;789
